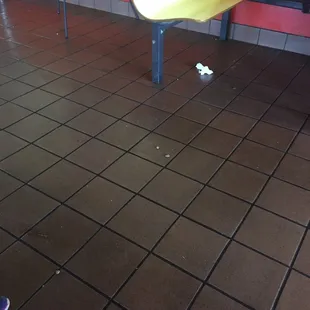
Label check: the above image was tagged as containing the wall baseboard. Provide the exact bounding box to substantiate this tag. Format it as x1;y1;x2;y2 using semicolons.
179;20;310;56
65;0;310;56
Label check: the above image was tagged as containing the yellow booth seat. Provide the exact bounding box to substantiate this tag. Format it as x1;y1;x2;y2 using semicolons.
132;0;243;22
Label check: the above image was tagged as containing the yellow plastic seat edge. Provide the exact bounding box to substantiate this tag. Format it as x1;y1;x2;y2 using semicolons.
132;0;243;22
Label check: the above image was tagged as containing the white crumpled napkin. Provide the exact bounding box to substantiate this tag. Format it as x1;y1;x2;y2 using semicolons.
196;62;213;75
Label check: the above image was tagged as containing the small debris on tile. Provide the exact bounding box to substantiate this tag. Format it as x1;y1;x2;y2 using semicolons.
165;154;171;158
37;233;48;239
55;270;60;275
156;146;160;150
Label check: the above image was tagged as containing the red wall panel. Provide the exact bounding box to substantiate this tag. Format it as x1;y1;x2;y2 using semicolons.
231;1;310;37
123;0;310;37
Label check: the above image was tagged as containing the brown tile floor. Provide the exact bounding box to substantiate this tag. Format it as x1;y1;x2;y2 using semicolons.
0;0;309;309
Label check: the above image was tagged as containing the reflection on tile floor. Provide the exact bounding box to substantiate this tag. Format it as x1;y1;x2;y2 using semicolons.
0;0;309;309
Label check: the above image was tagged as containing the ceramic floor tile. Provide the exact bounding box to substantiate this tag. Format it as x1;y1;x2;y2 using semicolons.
275;154;310;190
67;139;123;173
23;206;99;264
235;207;304;264
93;94;139;118
262;105;307;131
191;127;241;158
176;100;221;125
257;178;310;226
30;160;94;202
302;119;310;135
131;133;184;166
38;98;87;123
7;114;59;142
20;271;108;310
209;242;287;310
0;242;56;309
0;185;59;237
117;82;159;103
294;232;310;276
91;73;131;93
211;161;268;203
67;177;133;225
155;115;204;144
289;133;310;160
0;131;28;161
0;6;309;309
144;91;188;113
248;122;296;151
124;105;170;130
18;69;60;87
67;109;116;136
68;50;102;65
102;153;161;192
0;170;23;201
66;228;147;296
44;59;82;75
113;63;148;80
191;285;248;310
66;66;105;84
230;140;283;174
241;82;281;103
23;51;60;67
42;77;84;97
0;145;59;182
168;146;223;183
166;78;205;98
210;111;257;137
275;90;310;115
155;217;227;279
117;255;200;310
66;85;110;108
210;75;249;95
12;89;60;112
0;74;11;86
0;103;31;129
0;61;37;79
226;96;270;119
106;303;122;310
97;120;148;150
185;186;250;236
276;271;310;310
194;86;236;108
141;169;203;213
108;196;177;249
35;126;90;157
0;229;15;253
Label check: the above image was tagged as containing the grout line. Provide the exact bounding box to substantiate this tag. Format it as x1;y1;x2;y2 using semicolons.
292;266;310;280
186;42;310;310
0;15;212;310
0;3;309;310
271;225;309;309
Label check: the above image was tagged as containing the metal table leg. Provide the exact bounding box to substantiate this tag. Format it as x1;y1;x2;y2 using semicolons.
152;23;164;84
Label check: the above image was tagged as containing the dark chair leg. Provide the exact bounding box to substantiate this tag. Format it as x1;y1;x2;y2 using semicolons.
220;10;231;40
129;0;140;19
302;2;309;13
63;0;68;39
57;0;60;14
